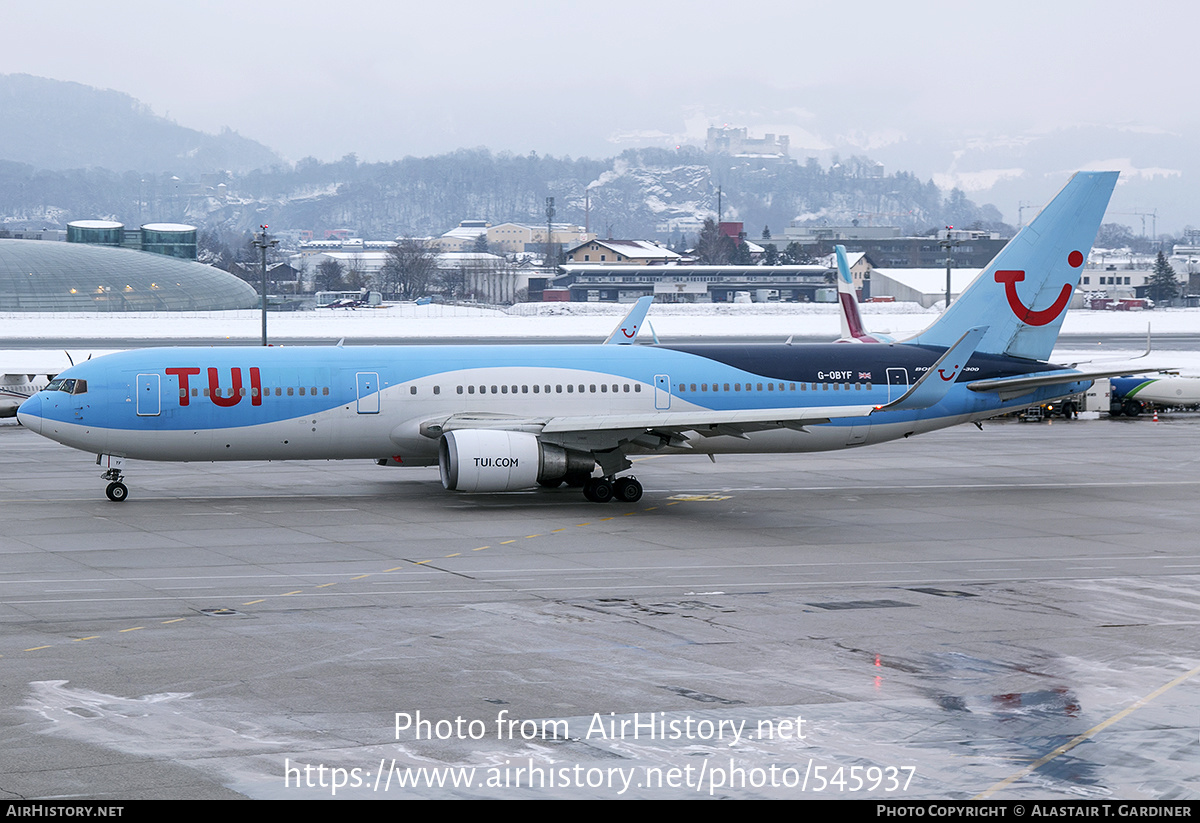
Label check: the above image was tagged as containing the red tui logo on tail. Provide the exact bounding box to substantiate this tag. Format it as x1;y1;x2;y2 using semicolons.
993;252;1083;327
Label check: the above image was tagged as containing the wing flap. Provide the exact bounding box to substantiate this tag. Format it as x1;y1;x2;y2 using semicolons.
539;404;873;434
426;332;986;441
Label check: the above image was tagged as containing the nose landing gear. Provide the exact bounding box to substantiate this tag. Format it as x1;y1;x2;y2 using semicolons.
102;467;128;502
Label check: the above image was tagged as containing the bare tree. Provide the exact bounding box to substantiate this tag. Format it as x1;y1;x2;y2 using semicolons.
437;266;469;300
292;258;311;292
379;239;438;300
314;258;345;291
344;252;369;290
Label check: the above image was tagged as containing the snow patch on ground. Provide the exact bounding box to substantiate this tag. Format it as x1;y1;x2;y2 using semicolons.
0;303;1197;342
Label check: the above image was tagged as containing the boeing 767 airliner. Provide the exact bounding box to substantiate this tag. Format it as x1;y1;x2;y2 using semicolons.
19;172;1133;503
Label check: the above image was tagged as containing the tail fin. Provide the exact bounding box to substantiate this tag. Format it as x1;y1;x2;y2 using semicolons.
905;171;1118;361
834;245;893;343
835;245;869;340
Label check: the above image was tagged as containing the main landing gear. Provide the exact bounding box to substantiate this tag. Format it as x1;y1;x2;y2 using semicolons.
582;475;643;503
102;468;128;502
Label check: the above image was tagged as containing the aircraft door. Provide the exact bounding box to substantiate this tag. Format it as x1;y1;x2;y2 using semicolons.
136;373;161;416
886;368;910;403
356;372;380;414
654;374;671;410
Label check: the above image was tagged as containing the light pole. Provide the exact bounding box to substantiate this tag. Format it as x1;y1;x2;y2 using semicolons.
939;227;960;308
545;197;555;266
253;225;279;346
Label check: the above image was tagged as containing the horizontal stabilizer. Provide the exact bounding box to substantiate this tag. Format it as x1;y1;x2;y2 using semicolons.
967;366;1165;400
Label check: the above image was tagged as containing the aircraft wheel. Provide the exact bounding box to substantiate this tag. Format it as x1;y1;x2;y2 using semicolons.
613;477;643;503
105;481;129;502
583;478;614;503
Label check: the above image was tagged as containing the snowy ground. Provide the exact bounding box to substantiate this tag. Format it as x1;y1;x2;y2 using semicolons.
0;301;1197;372
0;300;1197;341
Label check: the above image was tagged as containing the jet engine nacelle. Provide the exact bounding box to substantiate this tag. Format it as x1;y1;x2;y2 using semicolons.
439;429;594;492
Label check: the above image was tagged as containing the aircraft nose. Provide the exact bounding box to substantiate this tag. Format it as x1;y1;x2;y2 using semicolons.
16;394;42;433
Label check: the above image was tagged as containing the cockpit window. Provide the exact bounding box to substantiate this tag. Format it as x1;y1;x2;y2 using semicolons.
43;378;86;394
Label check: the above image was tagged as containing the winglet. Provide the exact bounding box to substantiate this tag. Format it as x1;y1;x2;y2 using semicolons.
876;326;987;412
604;296;653;345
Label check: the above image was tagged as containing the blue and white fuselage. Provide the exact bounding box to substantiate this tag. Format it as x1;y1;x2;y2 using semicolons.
17;341;1086;462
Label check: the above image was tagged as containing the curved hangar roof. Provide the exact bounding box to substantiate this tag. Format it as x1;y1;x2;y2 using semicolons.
0;239;259;311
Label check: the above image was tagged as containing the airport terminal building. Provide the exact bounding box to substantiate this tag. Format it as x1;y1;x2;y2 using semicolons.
0;239;259;311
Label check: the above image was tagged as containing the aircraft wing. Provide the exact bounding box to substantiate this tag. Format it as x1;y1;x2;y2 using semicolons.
1061;325;1153;367
425;404;874;456
425;404;871;437
542;329;985;433
0;349;91;378
424;327;988;445
539;404;873;434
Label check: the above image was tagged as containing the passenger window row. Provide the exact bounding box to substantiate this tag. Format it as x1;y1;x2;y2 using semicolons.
178;386;330;398
455;383;642;395
405;383;645;395
172;381;873;399
678;381;872;393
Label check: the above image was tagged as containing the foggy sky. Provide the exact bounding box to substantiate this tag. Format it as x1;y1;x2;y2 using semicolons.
4;1;1198;229
4;0;1191;163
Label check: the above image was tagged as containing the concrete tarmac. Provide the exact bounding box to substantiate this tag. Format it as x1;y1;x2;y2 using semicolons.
1;414;1198;799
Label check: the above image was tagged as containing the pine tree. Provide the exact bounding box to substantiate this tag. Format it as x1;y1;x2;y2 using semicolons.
731;240;752;265
1148;251;1180;304
695;218;735;264
781;241;812;265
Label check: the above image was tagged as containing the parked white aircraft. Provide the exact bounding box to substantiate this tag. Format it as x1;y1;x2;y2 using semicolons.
0;350;94;417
